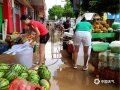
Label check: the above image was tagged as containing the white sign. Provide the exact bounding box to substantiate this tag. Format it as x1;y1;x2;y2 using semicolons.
55;15;57;20
85;13;95;20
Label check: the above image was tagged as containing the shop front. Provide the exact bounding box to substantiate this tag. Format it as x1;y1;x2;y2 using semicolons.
1;0;45;34
1;0;34;34
62;13;120;83
12;2;21;32
30;0;46;22
13;0;34;33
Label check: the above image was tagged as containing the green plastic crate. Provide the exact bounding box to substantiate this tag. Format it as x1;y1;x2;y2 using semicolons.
92;43;109;52
92;33;115;38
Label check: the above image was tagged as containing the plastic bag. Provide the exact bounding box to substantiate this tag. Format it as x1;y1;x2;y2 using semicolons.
110;41;120;46
8;78;42;90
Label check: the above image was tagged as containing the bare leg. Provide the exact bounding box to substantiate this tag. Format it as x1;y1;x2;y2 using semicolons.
73;45;79;65
39;44;46;66
83;46;89;67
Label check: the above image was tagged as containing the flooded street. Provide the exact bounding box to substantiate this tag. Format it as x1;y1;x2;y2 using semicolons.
0;29;119;90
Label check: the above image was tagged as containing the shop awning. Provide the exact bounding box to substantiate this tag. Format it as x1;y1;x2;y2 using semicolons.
30;0;44;6
16;0;34;11
107;14;120;21
30;0;44;12
30;0;46;17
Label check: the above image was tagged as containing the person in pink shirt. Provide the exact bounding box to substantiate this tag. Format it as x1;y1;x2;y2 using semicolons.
20;14;50;66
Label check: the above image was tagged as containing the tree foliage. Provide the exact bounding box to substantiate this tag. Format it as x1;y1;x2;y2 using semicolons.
48;5;64;20
63;0;74;18
80;0;120;15
48;0;75;20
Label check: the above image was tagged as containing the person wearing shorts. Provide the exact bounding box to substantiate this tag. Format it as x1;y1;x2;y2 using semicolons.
20;14;50;66
73;17;92;71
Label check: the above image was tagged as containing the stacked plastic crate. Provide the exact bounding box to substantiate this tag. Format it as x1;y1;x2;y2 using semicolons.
98;50;120;84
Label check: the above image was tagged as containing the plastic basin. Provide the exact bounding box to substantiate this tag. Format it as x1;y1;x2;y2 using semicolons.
92;43;109;52
112;23;120;29
109;46;120;53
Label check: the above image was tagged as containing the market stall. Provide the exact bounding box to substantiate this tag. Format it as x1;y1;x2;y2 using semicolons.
0;31;38;70
0;31;51;89
90;41;120;84
87;14;120;84
65;13;120;83
89;14;120;79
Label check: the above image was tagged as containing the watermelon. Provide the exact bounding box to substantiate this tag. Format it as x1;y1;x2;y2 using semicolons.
38;69;51;81
4;70;18;82
17;76;25;79
35;88;42;90
40;79;50;90
38;65;48;73
19;72;28;79
10;64;28;75
0;78;10;90
0;72;4;78
38;65;48;71
0;63;9;72
38;65;51;81
30;81;40;86
27;73;40;85
43;86;48;90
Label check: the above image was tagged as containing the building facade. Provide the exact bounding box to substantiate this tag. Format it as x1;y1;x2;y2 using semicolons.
0;0;46;36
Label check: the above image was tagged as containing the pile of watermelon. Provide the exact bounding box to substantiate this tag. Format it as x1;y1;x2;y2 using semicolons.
0;63;51;90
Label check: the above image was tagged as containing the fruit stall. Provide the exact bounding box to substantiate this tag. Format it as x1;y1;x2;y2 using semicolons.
88;14;120;84
0;31;37;55
87;13;120;83
65;13;120;84
0;63;51;90
90;14;115;41
0;31;52;89
89;41;120;84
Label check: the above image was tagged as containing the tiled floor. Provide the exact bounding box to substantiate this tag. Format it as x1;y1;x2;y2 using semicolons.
0;30;119;90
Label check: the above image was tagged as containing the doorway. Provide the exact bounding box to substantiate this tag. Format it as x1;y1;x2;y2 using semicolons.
13;3;20;32
15;14;20;32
